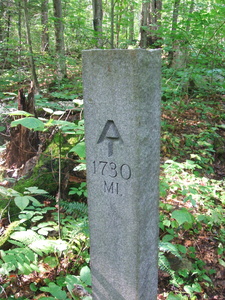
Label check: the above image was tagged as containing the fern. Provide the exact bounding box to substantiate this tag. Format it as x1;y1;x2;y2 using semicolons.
159;252;175;277
158;241;182;286
159;241;182;260
61;201;88;217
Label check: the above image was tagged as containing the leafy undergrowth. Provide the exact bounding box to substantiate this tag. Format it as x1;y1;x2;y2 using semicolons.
0;76;225;299
158;96;225;299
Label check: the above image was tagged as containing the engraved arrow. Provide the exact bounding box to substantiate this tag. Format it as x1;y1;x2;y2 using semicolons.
97;120;122;157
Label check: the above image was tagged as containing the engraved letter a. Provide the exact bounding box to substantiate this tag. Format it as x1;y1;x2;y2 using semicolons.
97;120;123;157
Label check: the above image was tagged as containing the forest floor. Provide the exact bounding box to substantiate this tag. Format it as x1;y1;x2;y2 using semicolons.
158;95;225;299
0;77;225;299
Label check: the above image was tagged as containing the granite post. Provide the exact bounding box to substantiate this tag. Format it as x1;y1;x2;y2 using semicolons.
82;49;161;300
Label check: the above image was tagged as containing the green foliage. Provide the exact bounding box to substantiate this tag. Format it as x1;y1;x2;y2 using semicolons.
158;241;181;285
0;185;90;298
159;157;225;296
65;266;92;299
0;221;20;247
0;247;39;275
61;199;88;217
11;117;45;131
1;1;224;298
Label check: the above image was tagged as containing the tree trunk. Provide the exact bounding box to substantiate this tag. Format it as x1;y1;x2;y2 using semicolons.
186;0;194;33
23;0;39;92
92;0;103;48
110;0;114;49
140;0;162;48
129;5;134;43
53;0;66;80
6;85;39;169
17;0;22;64
116;11;122;47
0;1;4;42
0;1;11;64
41;0;49;52
168;0;181;67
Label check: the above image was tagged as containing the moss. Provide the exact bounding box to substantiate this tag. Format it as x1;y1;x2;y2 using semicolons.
0;221;20;248
13;133;79;195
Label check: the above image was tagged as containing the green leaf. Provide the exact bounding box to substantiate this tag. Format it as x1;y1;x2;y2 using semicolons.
29;239;67;255
44;256;58;268
38;227;54;236
24;186;48;195
162;234;174;242
14;196;30;211
65;275;81;297
31;215;44;222
40;282;67;300
53;110;65;115
10;230;43;245
70;141;86;158
172;208;193;226
11;117;45;131
43;107;54;114
177;244;187;254
8;110;34;117
25;195;42;206
168;293;186;300
80;266;92;286
219;258;225;267
30;282;38;292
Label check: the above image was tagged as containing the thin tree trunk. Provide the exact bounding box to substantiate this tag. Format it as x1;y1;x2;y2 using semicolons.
18;0;22;64
92;0;103;48
150;0;162;45
183;0;194;67
53;0;66;80
6;9;10;54
110;0;114;49
129;5;134;43
116;12;121;47
0;2;4;42
186;0;194;33
168;0;181;67
41;0;49;52
140;0;162;48
23;0;39;92
140;0;150;48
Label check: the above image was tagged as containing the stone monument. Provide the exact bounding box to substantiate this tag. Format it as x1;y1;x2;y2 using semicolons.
83;49;161;300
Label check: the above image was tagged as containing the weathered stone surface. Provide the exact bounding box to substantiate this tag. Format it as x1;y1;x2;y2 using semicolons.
83;49;161;300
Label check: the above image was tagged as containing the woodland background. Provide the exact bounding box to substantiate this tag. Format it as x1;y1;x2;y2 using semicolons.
0;0;225;299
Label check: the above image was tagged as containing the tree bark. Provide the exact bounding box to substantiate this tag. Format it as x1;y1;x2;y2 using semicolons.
92;0;103;48
110;0;115;49
168;0;181;67
140;0;162;48
129;5;134;43
41;0;49;52
23;0;39;92
53;0;66;80
116;10;122;47
6;86;39;169
0;1;4;42
17;0;22;64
